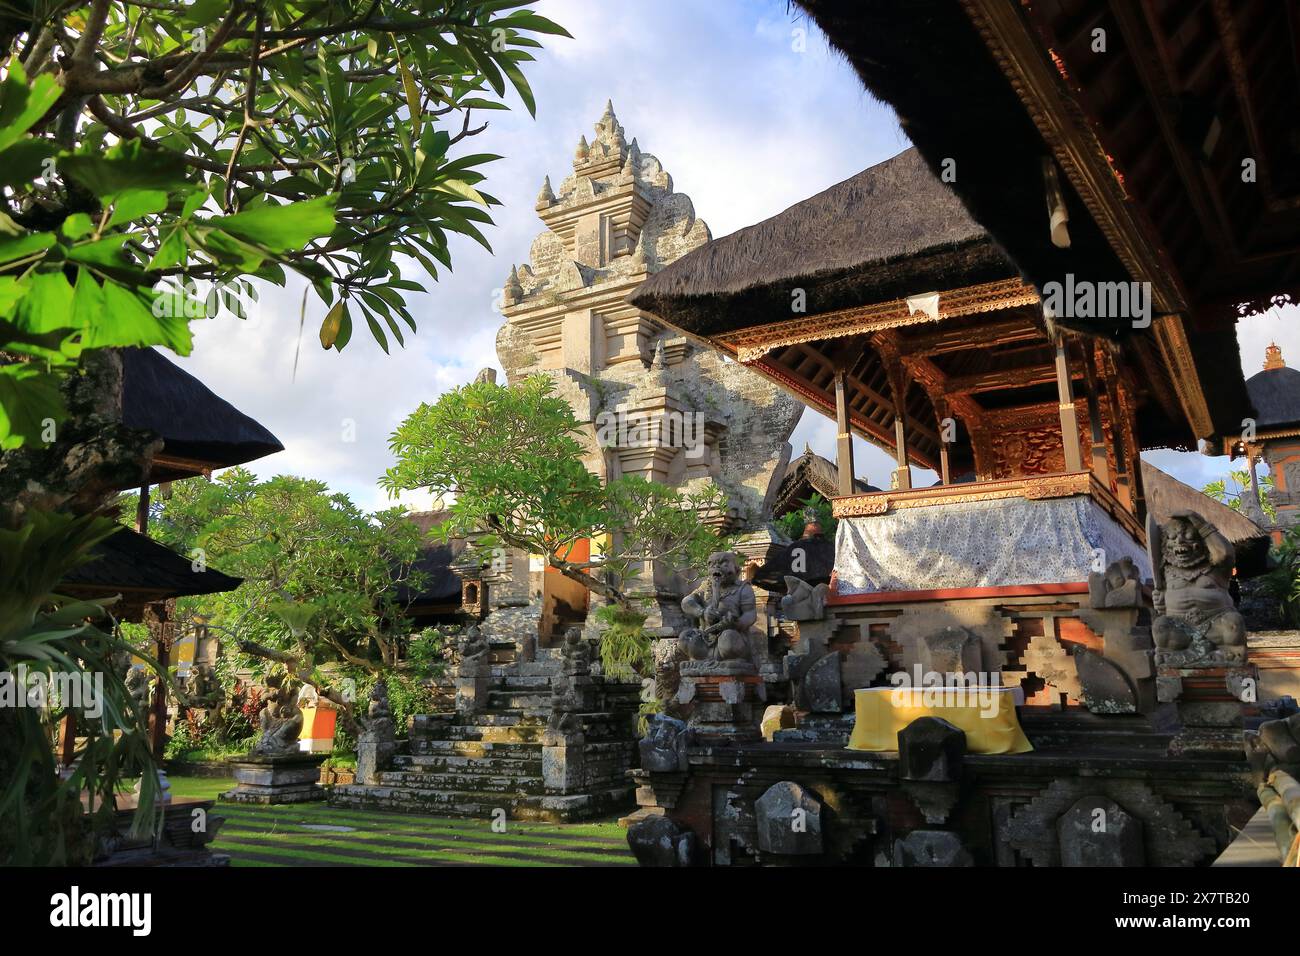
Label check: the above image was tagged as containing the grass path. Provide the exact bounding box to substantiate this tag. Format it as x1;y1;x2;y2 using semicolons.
169;775;635;868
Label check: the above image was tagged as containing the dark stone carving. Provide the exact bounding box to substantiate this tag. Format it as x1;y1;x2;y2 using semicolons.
898;717;966;782
1057;797;1145;866
1074;646;1138;714
1088;556;1144;609
679;552;756;663
1148;511;1246;664
627;815;696;867
754;781;823;855
892;830;972;867
803;652;842;713
639;714;691;773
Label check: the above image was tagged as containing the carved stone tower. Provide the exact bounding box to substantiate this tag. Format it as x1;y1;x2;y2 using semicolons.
492;101;801;636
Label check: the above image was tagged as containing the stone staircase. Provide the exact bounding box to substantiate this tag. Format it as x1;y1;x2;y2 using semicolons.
330;637;641;822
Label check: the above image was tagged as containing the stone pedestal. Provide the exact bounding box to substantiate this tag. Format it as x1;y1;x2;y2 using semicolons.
356;728;397;786
454;666;492;717
1157;660;1258;758
223;753;326;804
677;661;764;742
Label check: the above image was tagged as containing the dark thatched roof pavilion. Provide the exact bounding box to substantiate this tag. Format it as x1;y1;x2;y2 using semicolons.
782;0;1300;447
121;347;283;485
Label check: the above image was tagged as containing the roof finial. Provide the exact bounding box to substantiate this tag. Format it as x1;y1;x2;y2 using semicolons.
1265;341;1286;370
599;98;616;128
536;174;555;209
574;134;589;164
504;265;522;304
651;338;666;371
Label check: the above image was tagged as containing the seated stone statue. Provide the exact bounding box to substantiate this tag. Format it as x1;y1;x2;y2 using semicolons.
1149;511;1246;662
251;678;304;756
678;552;755;664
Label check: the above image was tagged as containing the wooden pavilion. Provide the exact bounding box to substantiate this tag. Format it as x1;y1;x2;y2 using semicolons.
621;0;1298;867
59;347;283;760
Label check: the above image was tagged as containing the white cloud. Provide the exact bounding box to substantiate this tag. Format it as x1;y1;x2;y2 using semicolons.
169;0;1287;516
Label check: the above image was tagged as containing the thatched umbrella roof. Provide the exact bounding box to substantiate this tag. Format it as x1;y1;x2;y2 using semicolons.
121;348;283;483
784;0;1253;440
772;447;877;516
631;148;1016;338
62;527;242;602
394;510;466;608
1245;363;1300;431
1140;460;1270;575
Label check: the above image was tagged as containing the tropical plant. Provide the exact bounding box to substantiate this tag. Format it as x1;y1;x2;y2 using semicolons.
123;467;431;720
0;510;159;865
382;375;729;616
0;1;568;457
775;492;836;542
1261;527;1300;628
1203;469;1275;521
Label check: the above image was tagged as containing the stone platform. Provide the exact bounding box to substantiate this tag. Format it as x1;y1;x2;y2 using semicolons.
628;717;1256;866
222;753;326;805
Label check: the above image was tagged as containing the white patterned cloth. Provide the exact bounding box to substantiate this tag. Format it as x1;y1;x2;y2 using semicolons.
833;496;1149;595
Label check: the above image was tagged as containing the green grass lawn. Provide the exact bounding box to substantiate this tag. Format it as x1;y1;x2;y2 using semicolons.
169;776;635;867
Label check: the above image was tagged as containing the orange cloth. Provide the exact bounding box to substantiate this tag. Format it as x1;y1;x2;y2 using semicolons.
847;686;1033;754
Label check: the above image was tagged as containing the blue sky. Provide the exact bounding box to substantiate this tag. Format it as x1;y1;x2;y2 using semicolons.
172;0;1299;511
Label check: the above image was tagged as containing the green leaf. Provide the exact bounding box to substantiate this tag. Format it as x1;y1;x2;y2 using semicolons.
60;141;191;201
0;363;65;450
108;189;170;228
206;195;338;254
0;66;62;154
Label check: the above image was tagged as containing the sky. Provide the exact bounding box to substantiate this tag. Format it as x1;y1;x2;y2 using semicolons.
172;0;1300;513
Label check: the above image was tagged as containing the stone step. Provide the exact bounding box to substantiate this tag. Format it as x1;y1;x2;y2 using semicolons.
329;784;553;821
443;723;546;744
377;770;544;794
408;738;543;758
488;690;552;711
393;753;543;774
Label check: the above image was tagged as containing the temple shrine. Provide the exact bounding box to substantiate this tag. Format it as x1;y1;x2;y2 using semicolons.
619;0;1300;866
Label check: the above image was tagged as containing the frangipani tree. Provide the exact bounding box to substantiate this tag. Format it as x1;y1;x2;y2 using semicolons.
382;375;729;640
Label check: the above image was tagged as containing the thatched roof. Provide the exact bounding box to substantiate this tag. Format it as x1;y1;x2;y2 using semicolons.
121;348;283;483
1140;460;1270;575
395;511;465;607
788;0;1252;440
61;527;242;599
1245;364;1300;431
631;148;1015;337
772;448;877;516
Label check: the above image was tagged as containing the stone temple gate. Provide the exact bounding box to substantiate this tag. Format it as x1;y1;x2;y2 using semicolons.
468;100;801;644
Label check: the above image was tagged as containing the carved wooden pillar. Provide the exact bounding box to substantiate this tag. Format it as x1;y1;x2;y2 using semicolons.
833;368;855;496
1054;336;1084;473
1080;344;1111;487
934;397;952;485
144;600;175;760
886;367;912;490
1099;348;1137;514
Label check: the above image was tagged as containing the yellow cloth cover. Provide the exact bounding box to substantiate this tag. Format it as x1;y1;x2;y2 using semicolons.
847;687;1033;755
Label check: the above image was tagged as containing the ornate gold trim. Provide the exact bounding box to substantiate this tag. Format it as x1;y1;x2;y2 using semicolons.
959;0;1188;315
831;471;1144;543
722;278;1039;362
1152;314;1215;438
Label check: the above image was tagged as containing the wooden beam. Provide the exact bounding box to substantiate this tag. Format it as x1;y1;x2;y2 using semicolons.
1055;337;1085;473
1080;341;1112;487
895;316;1042;356
834;368;856;496
944;364;1060;394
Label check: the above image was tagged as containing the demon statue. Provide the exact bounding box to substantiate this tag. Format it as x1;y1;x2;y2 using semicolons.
251;676;305;756
1148;511;1246;663
678;552;756;664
